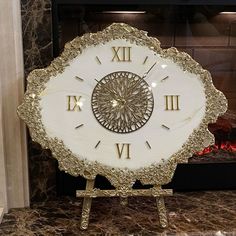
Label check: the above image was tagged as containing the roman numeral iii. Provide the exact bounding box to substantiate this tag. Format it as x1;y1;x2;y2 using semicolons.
164;95;180;111
67;95;82;111
116;143;131;159
112;46;131;62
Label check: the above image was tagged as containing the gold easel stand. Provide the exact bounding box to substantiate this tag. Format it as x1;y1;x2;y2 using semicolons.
76;179;173;230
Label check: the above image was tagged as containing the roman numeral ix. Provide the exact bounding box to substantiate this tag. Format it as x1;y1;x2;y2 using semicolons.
67;95;82;111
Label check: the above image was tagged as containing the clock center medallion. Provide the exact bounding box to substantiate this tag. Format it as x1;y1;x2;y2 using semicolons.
91;71;154;133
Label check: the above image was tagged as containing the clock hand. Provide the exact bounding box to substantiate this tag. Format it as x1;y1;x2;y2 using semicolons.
122;63;157;97
142;62;157;80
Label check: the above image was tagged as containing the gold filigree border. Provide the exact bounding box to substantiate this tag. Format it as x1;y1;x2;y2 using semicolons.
17;23;227;189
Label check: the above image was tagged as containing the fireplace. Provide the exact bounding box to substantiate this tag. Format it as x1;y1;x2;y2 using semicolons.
21;0;236;202
193;114;236;160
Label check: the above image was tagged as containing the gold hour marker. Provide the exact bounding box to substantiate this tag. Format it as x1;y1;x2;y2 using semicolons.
116;143;131;159
75;124;84;129
95;140;101;149
165;95;180;111
111;46;131;62
75;76;84;81
95;56;102;64
162;124;170;130
143;56;148;64
146;141;151;149
67;95;82;111
161;76;169;82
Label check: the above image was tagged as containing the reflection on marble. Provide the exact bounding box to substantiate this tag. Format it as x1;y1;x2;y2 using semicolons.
1;191;236;235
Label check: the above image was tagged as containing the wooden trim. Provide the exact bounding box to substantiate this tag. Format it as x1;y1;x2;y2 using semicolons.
0;208;4;223
0;0;29;211
0;207;4;224
0;80;8;214
55;0;236;5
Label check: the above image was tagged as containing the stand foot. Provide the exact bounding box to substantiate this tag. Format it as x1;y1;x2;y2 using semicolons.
80;179;95;230
156;196;168;228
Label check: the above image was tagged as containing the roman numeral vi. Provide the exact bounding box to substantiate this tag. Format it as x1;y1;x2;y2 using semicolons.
116;143;131;159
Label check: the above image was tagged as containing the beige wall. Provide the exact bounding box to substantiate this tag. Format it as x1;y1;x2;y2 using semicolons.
0;0;29;216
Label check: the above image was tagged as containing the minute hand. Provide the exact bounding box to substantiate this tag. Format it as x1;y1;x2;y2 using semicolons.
142;62;157;80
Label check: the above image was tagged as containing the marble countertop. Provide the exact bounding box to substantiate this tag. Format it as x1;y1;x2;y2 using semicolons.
0;191;236;235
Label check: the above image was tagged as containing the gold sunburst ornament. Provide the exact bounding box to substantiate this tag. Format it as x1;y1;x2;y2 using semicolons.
17;23;227;229
91;71;154;133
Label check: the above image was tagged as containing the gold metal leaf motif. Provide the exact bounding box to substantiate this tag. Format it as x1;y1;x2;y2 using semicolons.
91;71;154;133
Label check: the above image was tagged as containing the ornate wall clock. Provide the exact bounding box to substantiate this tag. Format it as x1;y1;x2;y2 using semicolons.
18;23;227;229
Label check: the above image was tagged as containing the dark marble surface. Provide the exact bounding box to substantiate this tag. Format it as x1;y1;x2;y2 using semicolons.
21;0;52;75
27;142;57;202
20;0;56;202
1;191;236;235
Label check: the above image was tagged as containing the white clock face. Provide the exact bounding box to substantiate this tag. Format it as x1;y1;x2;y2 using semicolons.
39;39;206;170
